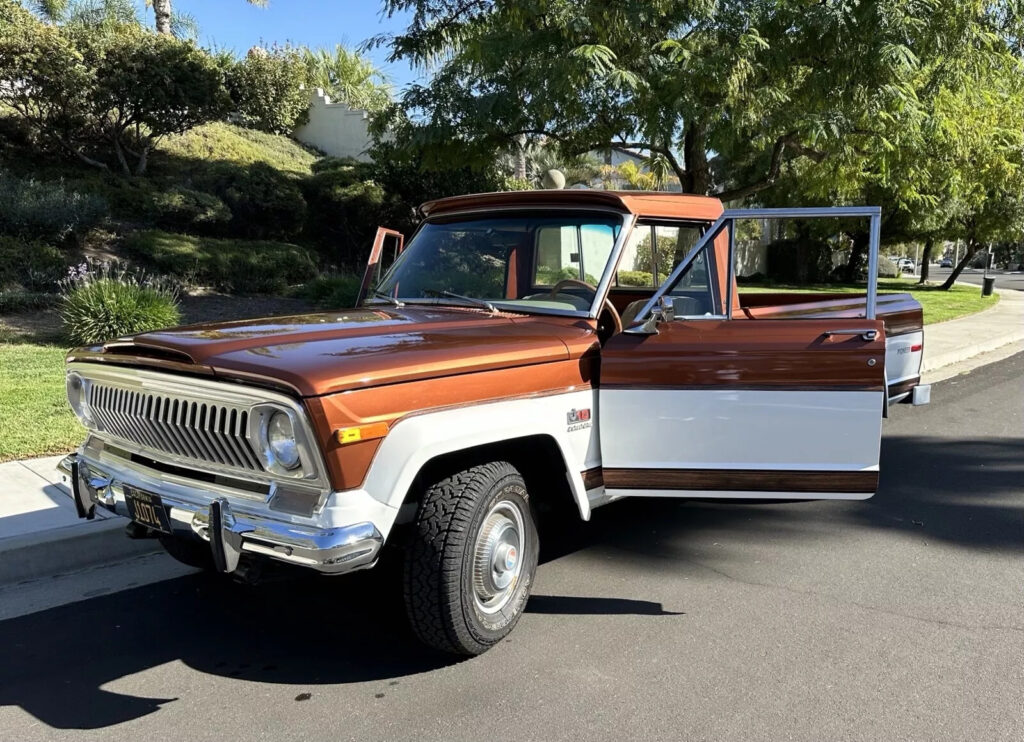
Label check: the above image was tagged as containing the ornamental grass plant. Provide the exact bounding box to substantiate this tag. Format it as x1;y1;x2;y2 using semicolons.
60;261;181;346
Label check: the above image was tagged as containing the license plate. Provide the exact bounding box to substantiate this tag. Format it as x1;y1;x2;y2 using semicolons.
124;485;171;534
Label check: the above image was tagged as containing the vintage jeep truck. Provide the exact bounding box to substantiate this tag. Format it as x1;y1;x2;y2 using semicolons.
59;190;929;655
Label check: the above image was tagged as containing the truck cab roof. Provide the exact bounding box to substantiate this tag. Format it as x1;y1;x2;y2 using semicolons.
420;189;725;222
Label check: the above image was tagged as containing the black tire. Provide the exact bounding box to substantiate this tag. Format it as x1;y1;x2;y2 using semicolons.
403;461;539;655
158;534;216;571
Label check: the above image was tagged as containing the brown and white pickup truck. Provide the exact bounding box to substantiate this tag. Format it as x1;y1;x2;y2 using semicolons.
59;190;929;655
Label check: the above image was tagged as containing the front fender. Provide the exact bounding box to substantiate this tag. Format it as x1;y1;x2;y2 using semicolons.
356;390;600;528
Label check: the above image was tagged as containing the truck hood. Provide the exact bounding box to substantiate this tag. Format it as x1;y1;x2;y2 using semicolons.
80;306;594;397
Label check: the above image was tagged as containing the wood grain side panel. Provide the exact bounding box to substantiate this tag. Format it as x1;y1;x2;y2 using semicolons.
581;467;604;490
887;377;921;399
603;468;878;493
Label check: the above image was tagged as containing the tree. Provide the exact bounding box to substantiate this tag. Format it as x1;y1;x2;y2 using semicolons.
744;4;1024;287
150;0;266;36
302;45;392;113
228;43;310;134
377;0;1010;201
0;4;231;174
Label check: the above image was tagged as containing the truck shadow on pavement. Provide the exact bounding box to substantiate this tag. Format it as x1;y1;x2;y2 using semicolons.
0;435;1019;730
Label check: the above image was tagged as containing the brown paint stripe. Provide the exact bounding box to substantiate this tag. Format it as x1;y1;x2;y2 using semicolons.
603;468;878;494
887;377;920;398
581;467;604;490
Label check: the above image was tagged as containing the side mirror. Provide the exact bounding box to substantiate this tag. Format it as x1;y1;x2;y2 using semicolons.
656;295;675;322
625;296;674;335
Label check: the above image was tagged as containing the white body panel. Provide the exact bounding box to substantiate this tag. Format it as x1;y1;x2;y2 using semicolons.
599;389;883;473
885;330;925;387
324;389;601;538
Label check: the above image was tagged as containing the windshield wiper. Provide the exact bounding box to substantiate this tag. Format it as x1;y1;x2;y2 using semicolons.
366;290;404;307
422;289;496;314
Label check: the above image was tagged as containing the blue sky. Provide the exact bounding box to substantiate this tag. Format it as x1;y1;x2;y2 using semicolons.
172;0;422;91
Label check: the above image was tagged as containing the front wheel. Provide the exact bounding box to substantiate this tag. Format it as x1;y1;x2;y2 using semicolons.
403;461;539;655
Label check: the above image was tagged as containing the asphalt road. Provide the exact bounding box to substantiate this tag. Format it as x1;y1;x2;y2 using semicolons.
918;266;1024;292
1;355;1022;741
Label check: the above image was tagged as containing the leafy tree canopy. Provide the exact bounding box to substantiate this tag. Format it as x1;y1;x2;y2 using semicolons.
378;0;1023;203
0;1;230;174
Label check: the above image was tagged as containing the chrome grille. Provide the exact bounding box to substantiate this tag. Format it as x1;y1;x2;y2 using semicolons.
87;382;264;473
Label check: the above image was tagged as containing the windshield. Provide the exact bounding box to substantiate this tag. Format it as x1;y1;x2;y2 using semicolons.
371;213;624;314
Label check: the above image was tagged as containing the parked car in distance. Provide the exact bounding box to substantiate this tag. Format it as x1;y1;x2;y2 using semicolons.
58;191;931;656
940;257;953;267
897;258;915;272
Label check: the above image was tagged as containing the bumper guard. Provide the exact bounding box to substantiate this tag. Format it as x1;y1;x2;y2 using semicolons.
58;453;383;576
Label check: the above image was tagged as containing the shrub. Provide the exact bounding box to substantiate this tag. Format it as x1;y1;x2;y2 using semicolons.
299;274;362;309
0;172;107;242
124;230;318;294
228;43;310;135
766;237;833;283
301;169;386;264
0;237;69;291
311;156;362;174
0;289;59;314
149;186;231;234
60;262;181;345
877;255;900;279
203;162;307;240
616;270;655;287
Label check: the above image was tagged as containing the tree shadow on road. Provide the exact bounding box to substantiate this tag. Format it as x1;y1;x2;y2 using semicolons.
0;435;1018;730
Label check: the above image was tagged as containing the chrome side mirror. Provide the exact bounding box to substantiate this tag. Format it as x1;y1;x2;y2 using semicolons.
656;295;675;322
625;296;674;335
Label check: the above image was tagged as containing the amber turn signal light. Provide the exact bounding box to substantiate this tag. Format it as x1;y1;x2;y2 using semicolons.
334;422;390;445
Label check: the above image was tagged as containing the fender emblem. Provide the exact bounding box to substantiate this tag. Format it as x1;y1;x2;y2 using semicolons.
567;408;591;424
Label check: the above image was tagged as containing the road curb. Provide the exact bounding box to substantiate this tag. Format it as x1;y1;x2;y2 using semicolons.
0;516;160;587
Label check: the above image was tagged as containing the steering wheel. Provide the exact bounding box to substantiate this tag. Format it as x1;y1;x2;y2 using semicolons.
548;278;597;299
547;279;622;340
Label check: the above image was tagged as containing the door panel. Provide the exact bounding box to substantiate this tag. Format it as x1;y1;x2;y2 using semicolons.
599;318;886;499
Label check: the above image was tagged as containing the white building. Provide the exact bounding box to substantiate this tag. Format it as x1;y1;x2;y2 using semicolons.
293;88;374;162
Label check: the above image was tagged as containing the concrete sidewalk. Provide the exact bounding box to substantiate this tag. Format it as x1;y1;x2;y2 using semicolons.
0;457;157;585
1;285;1022;587
921;286;1024;382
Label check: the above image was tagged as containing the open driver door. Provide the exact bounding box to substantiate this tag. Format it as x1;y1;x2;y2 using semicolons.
356;227;405;306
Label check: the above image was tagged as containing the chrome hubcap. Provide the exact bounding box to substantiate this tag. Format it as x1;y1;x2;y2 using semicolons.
472;500;526;614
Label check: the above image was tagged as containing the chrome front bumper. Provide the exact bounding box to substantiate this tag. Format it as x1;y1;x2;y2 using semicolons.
58;453;383;575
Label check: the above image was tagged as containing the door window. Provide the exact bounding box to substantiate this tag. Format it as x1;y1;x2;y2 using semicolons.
616;223;704;287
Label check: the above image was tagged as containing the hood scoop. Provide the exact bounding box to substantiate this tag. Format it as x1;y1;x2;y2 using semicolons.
101;339;197;365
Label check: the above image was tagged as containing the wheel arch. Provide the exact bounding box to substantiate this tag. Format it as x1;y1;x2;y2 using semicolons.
400;434;585;521
358;391;598;537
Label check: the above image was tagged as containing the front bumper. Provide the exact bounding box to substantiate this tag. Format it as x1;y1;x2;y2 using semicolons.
58;453;383;575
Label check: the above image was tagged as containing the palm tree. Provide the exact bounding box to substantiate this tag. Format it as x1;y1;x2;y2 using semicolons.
151;0;267;35
302;45;392;112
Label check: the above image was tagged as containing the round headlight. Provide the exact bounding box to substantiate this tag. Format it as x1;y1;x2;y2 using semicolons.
267;411;300;470
66;372;94;427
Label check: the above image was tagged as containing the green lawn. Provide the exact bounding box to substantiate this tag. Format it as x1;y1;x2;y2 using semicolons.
0;341;83;462
738;279;999;325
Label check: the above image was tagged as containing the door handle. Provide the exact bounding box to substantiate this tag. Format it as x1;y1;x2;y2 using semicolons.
823;328;878;341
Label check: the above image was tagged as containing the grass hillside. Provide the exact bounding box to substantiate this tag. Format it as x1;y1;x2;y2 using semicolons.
157;122;319;177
